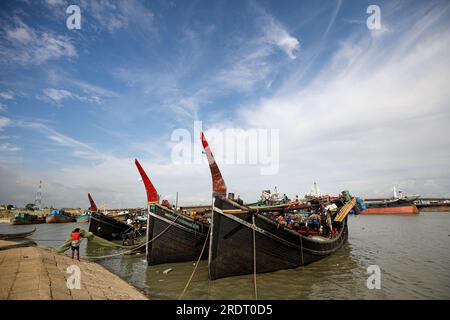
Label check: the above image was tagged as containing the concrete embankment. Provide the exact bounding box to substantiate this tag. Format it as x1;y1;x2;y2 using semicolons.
0;240;148;300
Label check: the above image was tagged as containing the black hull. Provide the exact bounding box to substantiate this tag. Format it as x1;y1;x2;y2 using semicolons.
146;204;209;265
88;212;131;241
209;197;348;280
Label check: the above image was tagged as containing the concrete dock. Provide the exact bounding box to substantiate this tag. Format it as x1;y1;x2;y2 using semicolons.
0;240;148;300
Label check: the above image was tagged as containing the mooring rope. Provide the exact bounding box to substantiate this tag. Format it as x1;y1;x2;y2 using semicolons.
81;214;181;260
252;214;258;300
178;225;210;300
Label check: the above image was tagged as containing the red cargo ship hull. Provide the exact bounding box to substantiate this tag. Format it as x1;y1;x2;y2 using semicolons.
362;205;419;215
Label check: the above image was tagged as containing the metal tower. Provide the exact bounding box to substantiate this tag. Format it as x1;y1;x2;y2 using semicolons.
34;180;42;210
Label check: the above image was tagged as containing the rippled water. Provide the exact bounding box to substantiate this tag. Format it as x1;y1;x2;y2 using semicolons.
1;212;449;299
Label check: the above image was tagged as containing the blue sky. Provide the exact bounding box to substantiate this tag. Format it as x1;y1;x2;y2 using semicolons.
1;0;449;208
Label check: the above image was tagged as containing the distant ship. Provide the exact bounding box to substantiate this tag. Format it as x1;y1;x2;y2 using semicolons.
362;187;420;215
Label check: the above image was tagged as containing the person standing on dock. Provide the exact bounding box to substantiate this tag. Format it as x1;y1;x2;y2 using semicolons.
71;228;81;261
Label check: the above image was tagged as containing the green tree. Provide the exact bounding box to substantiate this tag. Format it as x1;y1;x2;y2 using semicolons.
25;203;35;211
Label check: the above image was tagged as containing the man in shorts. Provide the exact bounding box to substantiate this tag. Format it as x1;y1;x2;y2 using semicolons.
71;228;81;261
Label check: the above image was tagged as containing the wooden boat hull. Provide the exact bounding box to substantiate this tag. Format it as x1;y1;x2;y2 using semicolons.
0;227;36;240
209;197;348;280
146;204;209;265
362;205;419;215
88;212;131;240
46;214;76;223
76;215;90;223
10;218;45;225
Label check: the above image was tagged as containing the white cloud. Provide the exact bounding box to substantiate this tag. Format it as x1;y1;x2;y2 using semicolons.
84;0;155;34
46;0;66;6
0;92;14;100
6;26;33;43
42;84;118;105
0;143;20;152
261;16;300;59
16;120;106;161
43;88;74;103
1;18;77;65
256;6;300;59
0;116;11;130
0;103;7;112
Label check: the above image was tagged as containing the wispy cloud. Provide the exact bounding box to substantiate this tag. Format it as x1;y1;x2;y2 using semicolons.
0;142;20;152
83;0;155;34
0;91;14;100
0;116;11;130
15;119;106;161
42;88;74;103
45;0;66;6
0;17;77;65
258;8;300;59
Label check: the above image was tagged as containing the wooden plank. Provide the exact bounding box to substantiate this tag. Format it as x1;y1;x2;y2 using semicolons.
222;209;249;214
335;198;356;222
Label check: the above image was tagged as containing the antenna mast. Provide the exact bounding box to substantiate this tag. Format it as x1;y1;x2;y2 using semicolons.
34;180;42;210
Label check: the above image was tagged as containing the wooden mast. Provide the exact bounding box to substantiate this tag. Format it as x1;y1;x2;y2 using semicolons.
88;193;98;212
134;159;159;204
200;132;227;197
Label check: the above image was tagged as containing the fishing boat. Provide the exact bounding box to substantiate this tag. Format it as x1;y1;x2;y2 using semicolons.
46;209;76;223
201;132;355;280
0;227;36;240
135;159;210;265
10;213;45;225
76;213;90;223
87;193;134;241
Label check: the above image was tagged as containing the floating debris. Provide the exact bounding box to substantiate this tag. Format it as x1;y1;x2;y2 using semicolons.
163;268;173;274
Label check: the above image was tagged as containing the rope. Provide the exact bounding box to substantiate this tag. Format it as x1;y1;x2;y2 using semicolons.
178;225;211;300
252;214;258;300
82;214;181;260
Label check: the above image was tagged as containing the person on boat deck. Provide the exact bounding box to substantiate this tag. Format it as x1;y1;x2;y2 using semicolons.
71;228;81;261
282;194;288;203
123;227;136;246
308;212;320;230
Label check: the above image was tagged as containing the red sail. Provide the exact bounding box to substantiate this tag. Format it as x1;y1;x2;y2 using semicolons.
135;159;159;204
88;193;98;212
201;132;227;196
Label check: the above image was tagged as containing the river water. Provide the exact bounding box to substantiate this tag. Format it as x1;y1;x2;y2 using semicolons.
1;212;449;299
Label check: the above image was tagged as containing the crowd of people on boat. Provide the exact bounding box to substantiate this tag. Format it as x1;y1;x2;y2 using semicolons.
123;212;144;245
268;205;337;238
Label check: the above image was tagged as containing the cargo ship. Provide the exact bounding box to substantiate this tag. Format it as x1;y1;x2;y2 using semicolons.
362;187;419;215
